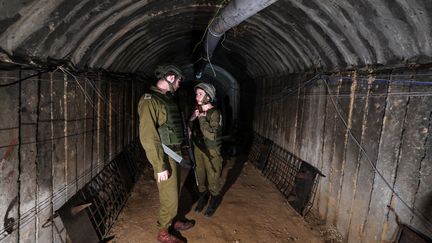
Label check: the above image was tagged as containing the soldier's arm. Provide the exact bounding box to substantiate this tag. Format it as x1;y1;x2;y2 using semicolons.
198;109;221;140
138;97;167;173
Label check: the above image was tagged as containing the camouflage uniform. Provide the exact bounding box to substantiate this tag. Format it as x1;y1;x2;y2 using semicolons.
138;86;183;229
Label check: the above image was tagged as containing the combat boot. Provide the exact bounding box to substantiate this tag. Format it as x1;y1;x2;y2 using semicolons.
157;229;184;243
173;220;195;231
194;191;210;213
204;195;222;217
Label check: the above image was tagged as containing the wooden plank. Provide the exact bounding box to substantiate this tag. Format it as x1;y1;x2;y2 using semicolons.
36;73;54;243
348;76;388;242
0;70;20;242
19;71;39;243
336;75;368;239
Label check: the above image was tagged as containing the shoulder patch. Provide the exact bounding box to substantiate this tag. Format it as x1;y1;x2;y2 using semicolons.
143;93;152;99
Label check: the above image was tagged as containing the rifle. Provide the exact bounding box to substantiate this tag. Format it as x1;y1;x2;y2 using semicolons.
181;111;199;186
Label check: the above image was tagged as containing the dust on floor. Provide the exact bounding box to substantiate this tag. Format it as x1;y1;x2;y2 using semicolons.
110;158;325;243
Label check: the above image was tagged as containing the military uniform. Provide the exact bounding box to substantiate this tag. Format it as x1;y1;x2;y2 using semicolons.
191;108;223;196
138;86;183;229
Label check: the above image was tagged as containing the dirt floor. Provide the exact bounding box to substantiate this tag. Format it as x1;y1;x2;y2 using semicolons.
109;156;328;243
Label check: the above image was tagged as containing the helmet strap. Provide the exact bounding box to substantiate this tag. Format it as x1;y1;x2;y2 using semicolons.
167;81;175;93
201;94;210;104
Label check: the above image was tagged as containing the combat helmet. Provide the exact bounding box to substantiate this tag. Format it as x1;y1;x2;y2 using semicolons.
154;64;184;93
194;82;216;103
154;65;185;82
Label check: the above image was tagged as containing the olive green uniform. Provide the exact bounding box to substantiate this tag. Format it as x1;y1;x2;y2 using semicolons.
138;86;183;229
191;108;223;196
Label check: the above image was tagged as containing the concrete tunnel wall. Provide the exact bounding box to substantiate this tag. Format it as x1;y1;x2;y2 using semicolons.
0;0;432;242
0;69;144;242
247;69;432;242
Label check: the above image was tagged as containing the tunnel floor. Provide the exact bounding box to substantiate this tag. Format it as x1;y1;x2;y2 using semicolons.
109;156;326;243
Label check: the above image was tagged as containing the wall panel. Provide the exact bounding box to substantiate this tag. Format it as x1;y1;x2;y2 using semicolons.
0;68;144;242
0;70;20;243
250;68;432;242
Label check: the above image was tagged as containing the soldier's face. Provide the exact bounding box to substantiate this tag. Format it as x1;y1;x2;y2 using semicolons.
166;74;181;91
195;88;206;105
173;77;181;90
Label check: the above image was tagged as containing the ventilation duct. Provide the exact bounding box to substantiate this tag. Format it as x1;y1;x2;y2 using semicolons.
195;0;279;78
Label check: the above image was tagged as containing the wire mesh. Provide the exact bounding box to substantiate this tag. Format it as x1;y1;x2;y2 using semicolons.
262;143;323;215
263;144;301;196
81;159;128;239
57;139;145;241
247;132;266;164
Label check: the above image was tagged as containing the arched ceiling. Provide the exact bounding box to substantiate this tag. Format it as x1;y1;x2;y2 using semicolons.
0;0;431;79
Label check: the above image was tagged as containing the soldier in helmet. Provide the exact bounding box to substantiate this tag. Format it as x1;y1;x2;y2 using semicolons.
189;82;223;217
138;65;194;243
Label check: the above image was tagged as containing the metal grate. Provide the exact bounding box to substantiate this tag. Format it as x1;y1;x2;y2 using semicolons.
248;132;265;163
248;132;272;171
262;143;324;215
263;144;301;197
57;140;146;242
81;159;129;239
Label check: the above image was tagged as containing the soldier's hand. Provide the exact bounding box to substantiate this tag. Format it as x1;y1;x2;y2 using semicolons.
198;111;206;117
157;170;170;182
189;109;199;121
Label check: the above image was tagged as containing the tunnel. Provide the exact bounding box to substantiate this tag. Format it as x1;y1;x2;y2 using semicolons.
0;0;432;242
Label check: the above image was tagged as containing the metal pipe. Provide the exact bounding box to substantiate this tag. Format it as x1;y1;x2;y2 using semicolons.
196;0;279;78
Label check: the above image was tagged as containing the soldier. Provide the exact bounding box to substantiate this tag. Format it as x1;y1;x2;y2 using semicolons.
189;82;223;217
138;65;194;243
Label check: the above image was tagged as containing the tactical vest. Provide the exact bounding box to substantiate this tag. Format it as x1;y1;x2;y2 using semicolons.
194;108;222;149
151;91;183;145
